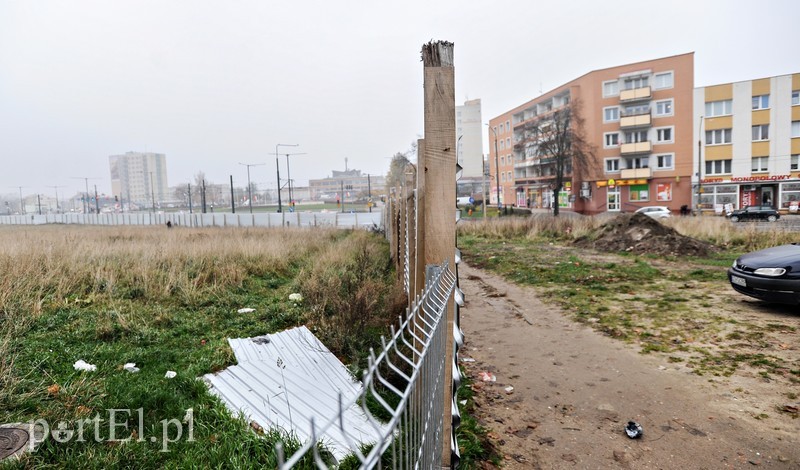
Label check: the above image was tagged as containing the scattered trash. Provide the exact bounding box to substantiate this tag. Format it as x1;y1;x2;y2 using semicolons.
781;404;799;414
123;363;140;373
288;293;303;302
460;357;476;363
625;421;643;439
237;308;255;314
459;400;467;406
73;360;97;372
479;371;496;382
164;371;177;379
252;337;270;345
504;386;514;394
46;384;60;396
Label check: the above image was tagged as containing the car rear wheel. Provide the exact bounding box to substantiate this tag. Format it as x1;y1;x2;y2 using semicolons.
767;215;777;222
731;215;740;222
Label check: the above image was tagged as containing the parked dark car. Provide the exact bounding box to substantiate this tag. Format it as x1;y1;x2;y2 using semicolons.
728;205;779;222
728;243;800;305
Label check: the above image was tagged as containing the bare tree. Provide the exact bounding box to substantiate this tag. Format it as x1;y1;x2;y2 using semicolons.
385;152;412;190
526;99;593;216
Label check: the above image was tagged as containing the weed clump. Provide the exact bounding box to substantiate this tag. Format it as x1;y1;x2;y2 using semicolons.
297;231;406;364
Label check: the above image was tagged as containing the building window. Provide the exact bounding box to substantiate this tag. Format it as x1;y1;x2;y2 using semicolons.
603;80;619;97
628;156;649;169
752;156;769;172
752;124;769;141
791;154;799;170
655;127;673;143
792;121;800;137
623;104;649;116
655;154;674;170
623;76;648;90
500;156;504;166
624;130;648;144
705;99;732;117
506;120;510;132
706;128;732;145
506;137;511;148
752;94;770;110
507;171;512;181
793;91;799;106
653;72;674;90
705;159;732;175
654;99;673;116
499;140;505;150
603;106;620;122
501;173;505;182
605;158;620;172
604;132;620;147
629;184;649;202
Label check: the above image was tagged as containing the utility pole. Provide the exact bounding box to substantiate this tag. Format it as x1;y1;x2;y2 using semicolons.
487;124;501;213
71;177;98;214
239;162;265;214
47;185;63;213
94;185;100;214
274;144;299;213
340;180;345;213
15;186;26;214
37;194;42;215
229;175;235;213
367;174;372;213
697;116;704;216
284;152;306;208
187;183;193;214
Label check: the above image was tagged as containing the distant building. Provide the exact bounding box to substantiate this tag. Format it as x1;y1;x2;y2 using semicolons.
456;99;485;178
489;53;694;213
693;73;800;213
309;168;385;201
109;152;168;210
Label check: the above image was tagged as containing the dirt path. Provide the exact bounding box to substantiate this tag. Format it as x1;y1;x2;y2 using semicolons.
458;262;799;469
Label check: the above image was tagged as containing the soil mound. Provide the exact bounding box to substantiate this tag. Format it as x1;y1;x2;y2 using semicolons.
574;213;716;257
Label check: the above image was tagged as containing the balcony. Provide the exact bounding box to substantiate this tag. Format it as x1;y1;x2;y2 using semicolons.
619;86;652;103
620;141;651;155
620;167;651;179
619;113;651;129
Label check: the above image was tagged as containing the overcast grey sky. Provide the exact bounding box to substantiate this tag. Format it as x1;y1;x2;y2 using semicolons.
0;0;796;198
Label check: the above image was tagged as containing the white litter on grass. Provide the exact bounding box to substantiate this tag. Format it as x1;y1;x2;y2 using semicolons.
73;360;97;372
288;293;303;302
460;357;476;363
504;386;514;394
123;363;140;373
164;371;177;379
237;308;255;314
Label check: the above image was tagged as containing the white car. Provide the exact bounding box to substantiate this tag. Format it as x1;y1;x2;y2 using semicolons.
635;206;671;219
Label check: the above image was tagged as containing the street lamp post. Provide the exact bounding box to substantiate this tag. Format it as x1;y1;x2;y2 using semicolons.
486;124;501;212
239;162;265;213
274;143;299;213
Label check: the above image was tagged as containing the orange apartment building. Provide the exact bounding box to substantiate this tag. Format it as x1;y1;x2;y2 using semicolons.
488;53;694;215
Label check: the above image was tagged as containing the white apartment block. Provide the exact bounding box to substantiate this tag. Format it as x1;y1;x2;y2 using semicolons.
694;74;800;212
109;152;169;210
456;99;485;179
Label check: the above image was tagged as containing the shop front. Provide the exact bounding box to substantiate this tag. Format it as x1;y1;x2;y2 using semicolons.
699;175;800;213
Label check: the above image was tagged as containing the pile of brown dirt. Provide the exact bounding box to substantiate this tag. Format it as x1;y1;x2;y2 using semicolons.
574;213;717;257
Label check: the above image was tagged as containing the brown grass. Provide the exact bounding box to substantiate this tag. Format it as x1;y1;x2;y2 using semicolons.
458;214;797;251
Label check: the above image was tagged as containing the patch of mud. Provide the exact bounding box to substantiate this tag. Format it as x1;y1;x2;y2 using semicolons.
574;213;716;257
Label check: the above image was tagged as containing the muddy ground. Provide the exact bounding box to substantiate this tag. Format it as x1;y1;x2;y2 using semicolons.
459;261;800;469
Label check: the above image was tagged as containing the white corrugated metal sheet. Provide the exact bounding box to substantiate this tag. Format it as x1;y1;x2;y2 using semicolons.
203;325;385;460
